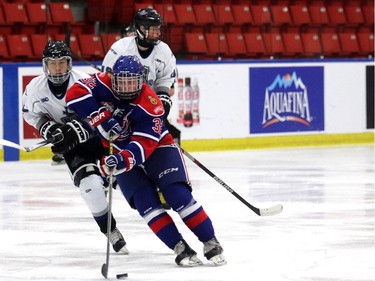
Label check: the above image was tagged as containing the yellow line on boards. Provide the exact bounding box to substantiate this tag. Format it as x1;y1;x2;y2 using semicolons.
0;132;374;161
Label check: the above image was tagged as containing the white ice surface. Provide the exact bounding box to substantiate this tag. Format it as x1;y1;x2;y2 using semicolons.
0;145;374;281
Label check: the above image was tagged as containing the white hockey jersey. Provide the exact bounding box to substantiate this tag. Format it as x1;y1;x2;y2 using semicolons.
22;69;90;130
101;36;176;95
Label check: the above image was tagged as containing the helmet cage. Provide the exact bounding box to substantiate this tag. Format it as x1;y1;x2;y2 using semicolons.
111;55;145;101
43;56;72;85
112;72;143;100
135;26;161;47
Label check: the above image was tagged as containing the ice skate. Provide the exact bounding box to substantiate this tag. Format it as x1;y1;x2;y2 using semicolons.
203;237;227;266
107;228;129;254
174;239;203;267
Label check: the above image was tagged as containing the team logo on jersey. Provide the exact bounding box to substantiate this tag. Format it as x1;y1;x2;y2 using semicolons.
148;96;158;105
117;113;132;141
112;108;126;119
101;102;115;113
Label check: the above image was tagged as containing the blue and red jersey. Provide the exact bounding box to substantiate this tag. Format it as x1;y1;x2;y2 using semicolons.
66;72;174;167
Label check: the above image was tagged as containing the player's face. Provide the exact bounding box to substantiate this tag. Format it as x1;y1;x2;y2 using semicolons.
116;76;139;93
143;25;161;40
46;58;69;74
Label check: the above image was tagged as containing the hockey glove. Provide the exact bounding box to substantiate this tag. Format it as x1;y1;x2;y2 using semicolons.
51;120;89;154
89;107;122;140
158;93;172;118
103;175;118;192
100;150;135;176
39;120;62;141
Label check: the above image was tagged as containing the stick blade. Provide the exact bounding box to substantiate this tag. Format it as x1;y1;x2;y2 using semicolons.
25;139;52;152
259;204;283;216
101;263;108;279
116;273;128;279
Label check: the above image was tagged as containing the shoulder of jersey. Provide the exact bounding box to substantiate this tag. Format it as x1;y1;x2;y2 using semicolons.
156;41;176;60
95;72;111;84
70;70;91;85
26;74;46;90
112;36;135;50
71;69;91;79
73;72;111;91
136;85;164;117
157;41;173;51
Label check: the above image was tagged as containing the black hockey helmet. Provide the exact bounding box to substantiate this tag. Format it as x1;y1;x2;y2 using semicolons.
133;8;163;48
43;40;72;59
42;40;72;85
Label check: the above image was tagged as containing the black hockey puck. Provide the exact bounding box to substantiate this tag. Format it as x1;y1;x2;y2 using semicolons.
116;273;128;279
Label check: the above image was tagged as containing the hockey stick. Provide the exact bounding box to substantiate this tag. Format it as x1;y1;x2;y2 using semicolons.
101;135;113;278
0;138;52;152
101;132;129;278
178;146;283;216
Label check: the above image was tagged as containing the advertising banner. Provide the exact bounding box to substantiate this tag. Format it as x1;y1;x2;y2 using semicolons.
249;66;324;134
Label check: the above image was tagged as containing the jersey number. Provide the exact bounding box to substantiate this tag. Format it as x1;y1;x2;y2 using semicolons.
80;77;97;89
152;118;162;134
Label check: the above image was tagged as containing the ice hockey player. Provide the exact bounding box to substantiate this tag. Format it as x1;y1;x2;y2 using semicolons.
22;40;128;255
102;8;179;141
66;55;226;267
103;8;179;209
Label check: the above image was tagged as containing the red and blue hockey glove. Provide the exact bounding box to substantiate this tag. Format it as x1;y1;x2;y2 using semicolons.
100;150;135;176
51;120;89;154
89;107;122;140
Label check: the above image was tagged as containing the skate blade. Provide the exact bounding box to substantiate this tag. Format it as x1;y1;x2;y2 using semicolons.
117;245;130;255
178;256;203;267
209;254;227;266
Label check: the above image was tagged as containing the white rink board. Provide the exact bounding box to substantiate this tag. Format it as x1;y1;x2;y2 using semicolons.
0;60;373;149
171;60;371;139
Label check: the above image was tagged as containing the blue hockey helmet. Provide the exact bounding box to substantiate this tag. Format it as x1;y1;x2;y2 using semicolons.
111;55;145;100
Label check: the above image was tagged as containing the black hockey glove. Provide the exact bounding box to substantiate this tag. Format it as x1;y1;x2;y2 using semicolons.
158;93;172;118
39;120;63;141
51;120;90;155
